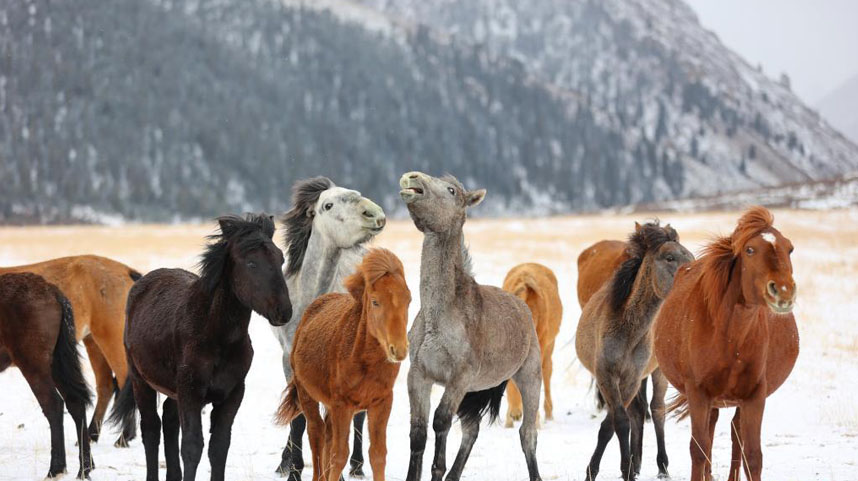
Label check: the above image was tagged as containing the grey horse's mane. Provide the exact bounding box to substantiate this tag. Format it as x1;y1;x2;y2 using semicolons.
281;176;335;278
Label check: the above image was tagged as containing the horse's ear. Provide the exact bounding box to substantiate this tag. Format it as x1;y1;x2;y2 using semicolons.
344;271;366;301
466;189;486;207
306;206;316;218
218;217;238;237
634;221;642;233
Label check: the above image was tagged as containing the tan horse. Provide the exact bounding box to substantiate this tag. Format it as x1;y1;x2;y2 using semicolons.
277;248;411;481
502;263;562;428
0;255;141;446
577;240;628;307
654;207;799;481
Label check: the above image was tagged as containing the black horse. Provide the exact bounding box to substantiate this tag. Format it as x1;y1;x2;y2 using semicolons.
0;272;93;479
110;214;292;481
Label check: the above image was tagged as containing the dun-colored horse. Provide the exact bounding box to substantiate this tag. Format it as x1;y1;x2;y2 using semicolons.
502;263;562;428
576;222;693;481
0;255;141;446
110;214;292;481
0;273;93;479
277;248;410;481
654;206;799;481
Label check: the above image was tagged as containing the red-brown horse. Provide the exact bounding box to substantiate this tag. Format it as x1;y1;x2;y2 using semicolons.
653;206;799;481
277;248;410;481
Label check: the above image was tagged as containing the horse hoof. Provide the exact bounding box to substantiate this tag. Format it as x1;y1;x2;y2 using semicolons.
349;466;365;478
87;427;100;443
113;436;130;448
46;467;67;479
657;472;670;479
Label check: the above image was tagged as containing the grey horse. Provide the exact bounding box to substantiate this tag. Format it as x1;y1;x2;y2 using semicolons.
400;171;543;481
272;176;386;479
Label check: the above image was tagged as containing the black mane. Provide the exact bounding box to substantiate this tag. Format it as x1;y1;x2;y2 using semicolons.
281;176;334;278
198;213;275;294
608;221;678;312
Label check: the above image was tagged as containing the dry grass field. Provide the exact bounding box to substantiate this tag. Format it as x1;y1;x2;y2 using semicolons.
1;208;857;480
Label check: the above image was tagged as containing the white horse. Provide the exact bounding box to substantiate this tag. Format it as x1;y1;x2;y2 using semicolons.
272;176;386;480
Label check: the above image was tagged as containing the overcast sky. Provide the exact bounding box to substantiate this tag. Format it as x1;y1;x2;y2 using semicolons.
684;0;858;105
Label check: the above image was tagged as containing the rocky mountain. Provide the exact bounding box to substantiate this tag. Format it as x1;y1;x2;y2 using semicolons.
817;74;858;144
1;0;856;223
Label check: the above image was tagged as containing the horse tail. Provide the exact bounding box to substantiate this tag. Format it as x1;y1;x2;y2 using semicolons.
128;269;143;282
108;373;137;435
275;382;302;425
667;391;690;420
51;291;93;409
457;380;508;426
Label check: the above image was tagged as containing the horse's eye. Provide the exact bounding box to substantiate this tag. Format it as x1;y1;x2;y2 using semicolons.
789;247;794;255
371;299;380;307
246;261;257;269
324;202;333;211
665;255;675;262
447;187;455;195
746;247;755;256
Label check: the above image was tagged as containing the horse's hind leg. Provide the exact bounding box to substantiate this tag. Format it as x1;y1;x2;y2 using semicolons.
162;398;182;481
20;364;67;477
586;412;614;480
279;415;307;480
92;328;136;446
83;336;112;442
297;388;325;481
209;383;246;481
542;340;556;421
629;381;648;477
57;382;93;479
514;342;543;481
650;369;669;478
132;375;162;481
444;417;479;481
504;380;523;428
405;368;433;481
350;411;366;478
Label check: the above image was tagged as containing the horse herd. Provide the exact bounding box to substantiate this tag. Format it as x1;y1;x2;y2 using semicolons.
0;171;799;481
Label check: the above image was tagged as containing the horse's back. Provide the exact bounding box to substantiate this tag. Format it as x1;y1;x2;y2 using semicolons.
125;268;196;341
468;284;534;382
502;263;562;341
574;285;610;375
577;240;627;308
0;273;63;365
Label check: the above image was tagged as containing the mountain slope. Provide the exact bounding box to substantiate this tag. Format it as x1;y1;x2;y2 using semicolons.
817;74;858;144
1;0;856;223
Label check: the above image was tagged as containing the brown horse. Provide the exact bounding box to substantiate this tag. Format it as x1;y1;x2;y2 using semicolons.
277;248;410;481
576;222;693;481
653;207;799;481
502;263;562;428
0;273;94;479
0;255;141;446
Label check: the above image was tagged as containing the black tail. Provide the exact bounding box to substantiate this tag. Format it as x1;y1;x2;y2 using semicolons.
457;380;508;426
108;373;137;435
51;292;93;408
129;269;143;282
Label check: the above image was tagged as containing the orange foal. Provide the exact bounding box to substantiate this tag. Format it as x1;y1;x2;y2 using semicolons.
277;248;411;481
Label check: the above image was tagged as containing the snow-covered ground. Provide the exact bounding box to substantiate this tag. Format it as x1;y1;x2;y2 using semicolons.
1;209;856;481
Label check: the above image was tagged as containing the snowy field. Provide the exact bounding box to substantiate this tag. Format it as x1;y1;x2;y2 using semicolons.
1;209;857;481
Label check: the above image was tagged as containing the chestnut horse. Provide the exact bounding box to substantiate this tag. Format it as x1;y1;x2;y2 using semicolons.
0;255;141;446
277;248;410;481
0;273;93;479
109;214;292;481
576;222;693;481
502;263;562;428
654;206;799;481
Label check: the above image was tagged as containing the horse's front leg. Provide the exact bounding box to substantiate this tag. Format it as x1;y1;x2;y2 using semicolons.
209;382;246;481
430;386;466;481
350;411;367;478
177;396;205;481
367;397;393;481
650;369;669;478
739;385;767;481
405;368;433;481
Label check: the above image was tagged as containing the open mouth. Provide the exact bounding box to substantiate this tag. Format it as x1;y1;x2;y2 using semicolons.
766;299;794;315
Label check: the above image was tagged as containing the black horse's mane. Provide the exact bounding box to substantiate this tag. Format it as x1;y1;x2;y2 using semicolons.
608;221;678;312
281;176;334;278
198;213;275;294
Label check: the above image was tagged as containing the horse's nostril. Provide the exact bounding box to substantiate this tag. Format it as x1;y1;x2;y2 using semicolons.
409;174;419;179
767;281;778;297
377;218;386;228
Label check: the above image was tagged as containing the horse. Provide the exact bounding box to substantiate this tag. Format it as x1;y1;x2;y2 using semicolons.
653;206;799;481
575;221;693;481
109;214;292;481
0;272;93;479
576;226;679;476
501;263;562;428
400;171;543;481
272;176;387;479
0;255;141;446
276;248;411;481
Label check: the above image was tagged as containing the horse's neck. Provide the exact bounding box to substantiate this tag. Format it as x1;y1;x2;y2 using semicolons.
293;231;366;308
711;259;767;345
623;259;663;335
349;301;386;364
198;282;251;343
419;227;467;321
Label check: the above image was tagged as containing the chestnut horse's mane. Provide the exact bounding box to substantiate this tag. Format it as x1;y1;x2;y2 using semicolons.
344;248;405;301
281;176;335;278
699;206;775;315
608;221;678;312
